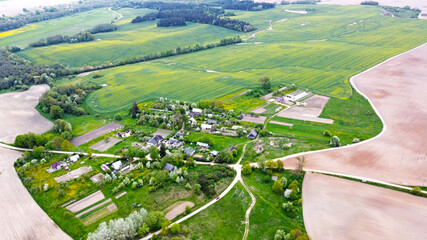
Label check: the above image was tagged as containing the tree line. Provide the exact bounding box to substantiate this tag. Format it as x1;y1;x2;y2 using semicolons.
131;2;256;32
222;1;275;11
157;17;187;27
0;0;118;32
0;49;70;90
27;24;117;48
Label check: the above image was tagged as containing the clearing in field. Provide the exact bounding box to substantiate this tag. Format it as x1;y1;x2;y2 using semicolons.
303;173;427;240
276;95;333;124
75;5;427;113
70;122;123;147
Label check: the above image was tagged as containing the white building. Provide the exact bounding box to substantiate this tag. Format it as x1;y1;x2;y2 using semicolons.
285;90;308;102
201;124;212;131
112;161;123;171
192;108;202;113
69;155;80;163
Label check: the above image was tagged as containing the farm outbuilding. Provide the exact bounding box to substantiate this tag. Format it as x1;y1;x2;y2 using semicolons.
285;90;308;102
201;124;212;131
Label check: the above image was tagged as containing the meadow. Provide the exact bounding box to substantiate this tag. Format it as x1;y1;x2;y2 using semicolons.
63;4;427;113
17;11;239;67
0;8;120;47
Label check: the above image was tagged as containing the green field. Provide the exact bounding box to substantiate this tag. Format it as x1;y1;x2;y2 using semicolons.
0;8;121;47
62;4;427;113
17;11;239;67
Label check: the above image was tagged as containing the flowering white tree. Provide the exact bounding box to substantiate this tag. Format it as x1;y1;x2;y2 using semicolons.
284;189;293;199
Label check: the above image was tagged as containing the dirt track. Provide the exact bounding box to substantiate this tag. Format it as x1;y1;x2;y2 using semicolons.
0;148;71;240
280;44;427;186
0;85;53;143
303;173;427;240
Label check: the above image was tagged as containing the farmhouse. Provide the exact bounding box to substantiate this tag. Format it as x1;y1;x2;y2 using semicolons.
49;161;67;171
232;125;242;130
197;142;209;148
207;119;218;125
163;163;176;172
112;161;123;171
210;150;219;157
167;138;183;148
189;117;197;126
184;147;196;156
201;124;212;131
284;90;308;102
101;164;110;172
147;135;163;147
175;131;184;138
68;155;80;163
247;129;258;139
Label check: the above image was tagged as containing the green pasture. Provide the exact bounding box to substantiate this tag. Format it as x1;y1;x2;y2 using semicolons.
66;4;427;113
0;8;120;48
17;16;239;67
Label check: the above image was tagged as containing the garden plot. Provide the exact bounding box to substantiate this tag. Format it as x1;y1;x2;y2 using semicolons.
90;173;105;183
75;199;112;218
70;122;123;146
66;190;106;213
81;203;118;226
89;137;122;152
303;173;427;240
269;121;293;127
276;95;333;124
165;201;195;220
153;128;173;138
240;114;267;124
54;166;92;183
251;103;270;114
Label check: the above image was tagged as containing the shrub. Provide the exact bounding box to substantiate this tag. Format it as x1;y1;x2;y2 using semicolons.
63;211;72;218
185;183;192;190
185;205;191;214
170;223;181;234
411;186;422;196
272;180;284;193
263;175;271;183
138;223;150;237
322;130;332;137
329;136;340;147
242;163;252;175
146;211;167;230
114;114;123;121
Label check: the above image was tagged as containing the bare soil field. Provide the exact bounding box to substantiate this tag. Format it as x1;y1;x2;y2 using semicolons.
276;95;333;124
89;137;122;152
303;173;427;240
280;44;427;186
0;85;53;143
75;199;111;218
165;201;195;220
54;166;92;183
70;122;123;146
66;190;105;213
240;114;267;124
0;148;71;240
251;103;270;114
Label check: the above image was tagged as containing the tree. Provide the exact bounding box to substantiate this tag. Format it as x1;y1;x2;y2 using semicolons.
194;183;201;195
272;180;284;193
54;119;72;133
61;140;73;151
33;146;45;158
61;131;72;140
259;76;271;91
138;223;150;237
215;150;233;163
242;163;252;175
160;144;166;158
50;105;63;119
185;205;191;214
170;223;181;234
266;159;277;169
149;146;160;160
277;160;284;170
329;136;340;147
130;102;141;118
146;211;166;230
